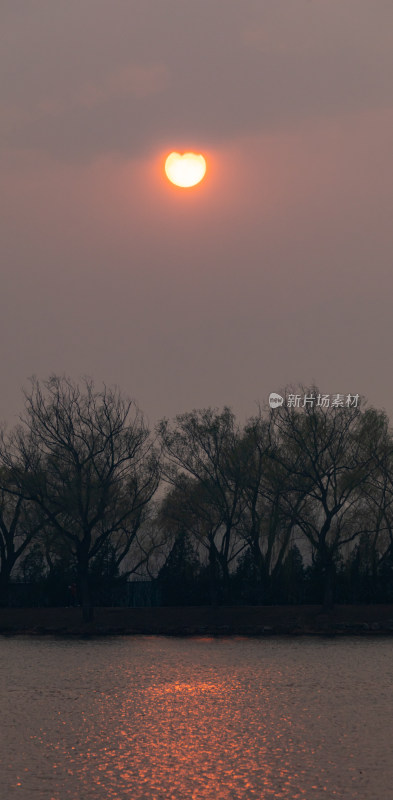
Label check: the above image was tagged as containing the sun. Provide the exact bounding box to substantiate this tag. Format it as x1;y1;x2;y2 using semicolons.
165;152;207;188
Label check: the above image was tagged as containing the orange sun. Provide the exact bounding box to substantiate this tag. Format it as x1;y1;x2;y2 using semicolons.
165;152;207;188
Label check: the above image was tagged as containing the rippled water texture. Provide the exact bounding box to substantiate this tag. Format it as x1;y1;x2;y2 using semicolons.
1;635;392;799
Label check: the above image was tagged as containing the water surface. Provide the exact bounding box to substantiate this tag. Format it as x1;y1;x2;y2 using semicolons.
1;635;392;799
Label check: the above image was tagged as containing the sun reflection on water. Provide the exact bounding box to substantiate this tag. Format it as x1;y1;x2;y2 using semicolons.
62;668;317;798
2;636;391;799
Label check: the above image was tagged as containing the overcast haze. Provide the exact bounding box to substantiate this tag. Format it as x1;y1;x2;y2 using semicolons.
1;0;393;426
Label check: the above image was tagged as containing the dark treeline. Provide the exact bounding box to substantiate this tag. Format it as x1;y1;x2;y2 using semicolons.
1;376;393;620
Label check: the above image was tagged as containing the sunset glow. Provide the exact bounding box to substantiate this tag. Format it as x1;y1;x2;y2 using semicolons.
2;2;393;799
164;152;207;187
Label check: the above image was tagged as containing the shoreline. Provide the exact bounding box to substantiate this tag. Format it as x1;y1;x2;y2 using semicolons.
1;604;393;637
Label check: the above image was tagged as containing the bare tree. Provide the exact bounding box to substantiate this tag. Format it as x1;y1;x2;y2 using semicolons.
269;389;373;609
158;408;246;602
236;413;304;602
0;376;160;620
0;469;47;606
358;408;393;574
158;475;242;603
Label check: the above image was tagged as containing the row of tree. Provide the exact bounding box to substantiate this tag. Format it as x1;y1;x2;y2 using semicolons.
157;534;393;607
1;376;393;619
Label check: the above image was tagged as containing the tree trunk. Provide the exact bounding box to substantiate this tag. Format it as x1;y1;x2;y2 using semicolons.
0;569;11;607
256;555;271;604
78;566;94;622
322;561;335;611
220;559;231;604
208;545;220;606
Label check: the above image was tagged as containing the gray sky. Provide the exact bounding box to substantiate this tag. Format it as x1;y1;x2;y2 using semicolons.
1;0;393;427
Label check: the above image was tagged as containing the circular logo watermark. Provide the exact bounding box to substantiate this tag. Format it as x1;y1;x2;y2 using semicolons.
269;392;284;408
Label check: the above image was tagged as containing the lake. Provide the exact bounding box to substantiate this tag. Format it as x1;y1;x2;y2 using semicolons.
1;635;392;799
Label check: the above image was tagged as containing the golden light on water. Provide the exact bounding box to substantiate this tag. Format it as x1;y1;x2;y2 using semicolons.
10;638;373;799
165;152;207;187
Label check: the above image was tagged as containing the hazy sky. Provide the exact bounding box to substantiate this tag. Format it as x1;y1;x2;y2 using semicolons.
1;0;393;427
